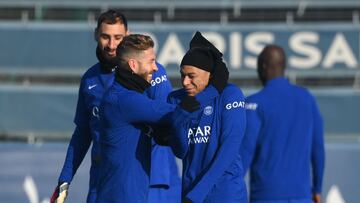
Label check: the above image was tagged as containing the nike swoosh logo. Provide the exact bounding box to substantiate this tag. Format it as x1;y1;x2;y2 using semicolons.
88;84;97;90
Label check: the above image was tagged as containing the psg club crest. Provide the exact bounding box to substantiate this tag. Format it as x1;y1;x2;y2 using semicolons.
204;106;213;116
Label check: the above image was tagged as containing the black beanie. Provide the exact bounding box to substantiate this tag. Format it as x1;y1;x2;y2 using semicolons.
180;47;214;72
190;31;223;59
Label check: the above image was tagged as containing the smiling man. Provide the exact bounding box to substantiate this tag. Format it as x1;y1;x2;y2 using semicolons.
181;64;210;97
167;32;248;203
96;34;175;203
95;12;128;59
51;10;180;203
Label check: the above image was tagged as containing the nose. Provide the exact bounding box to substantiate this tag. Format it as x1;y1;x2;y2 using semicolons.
182;76;190;87
109;38;117;50
153;63;158;72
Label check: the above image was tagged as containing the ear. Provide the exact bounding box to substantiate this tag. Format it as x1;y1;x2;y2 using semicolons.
127;58;137;73
262;61;268;70
262;62;269;76
125;29;130;36
207;72;212;85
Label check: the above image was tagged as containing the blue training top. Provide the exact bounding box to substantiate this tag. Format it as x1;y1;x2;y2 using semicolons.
168;84;247;203
96;76;178;202
58;62;180;202
241;77;325;200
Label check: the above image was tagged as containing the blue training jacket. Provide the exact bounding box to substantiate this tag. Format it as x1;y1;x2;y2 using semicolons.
168;84;247;203
58;62;180;202
97;77;177;203
241;77;325;200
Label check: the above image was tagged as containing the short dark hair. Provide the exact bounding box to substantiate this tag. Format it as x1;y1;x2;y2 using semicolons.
116;34;154;69
259;45;286;70
96;9;128;31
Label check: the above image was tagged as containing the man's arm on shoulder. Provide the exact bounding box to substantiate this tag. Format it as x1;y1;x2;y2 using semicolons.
121;91;175;124
147;62;173;100
147;62;175;189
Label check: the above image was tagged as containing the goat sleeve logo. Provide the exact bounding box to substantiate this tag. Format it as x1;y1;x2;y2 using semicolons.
245;102;258;110
226;101;245;110
151;75;167;86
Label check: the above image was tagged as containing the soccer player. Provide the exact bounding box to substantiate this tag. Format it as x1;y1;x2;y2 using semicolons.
96;34;226;203
166;32;248;203
51;10;180;203
241;45;325;203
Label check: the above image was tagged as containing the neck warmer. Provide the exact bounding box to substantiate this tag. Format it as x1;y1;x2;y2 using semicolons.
115;68;150;93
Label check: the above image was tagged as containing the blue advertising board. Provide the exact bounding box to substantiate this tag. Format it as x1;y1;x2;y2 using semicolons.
140;27;360;75
0;23;359;76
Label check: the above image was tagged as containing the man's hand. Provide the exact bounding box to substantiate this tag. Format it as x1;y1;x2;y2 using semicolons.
152;125;171;146
50;182;69;203
312;193;321;203
209;59;229;93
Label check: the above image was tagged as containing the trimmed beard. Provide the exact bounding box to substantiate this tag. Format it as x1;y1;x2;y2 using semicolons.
96;46;118;73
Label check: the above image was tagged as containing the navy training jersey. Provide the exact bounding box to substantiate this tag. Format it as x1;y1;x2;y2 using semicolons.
168;84;247;203
241;77;325;200
59;63;113;187
97;80;176;203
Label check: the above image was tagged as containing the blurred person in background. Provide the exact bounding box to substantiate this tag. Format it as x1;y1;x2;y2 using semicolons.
241;45;325;203
166;32;247;203
51;10;180;203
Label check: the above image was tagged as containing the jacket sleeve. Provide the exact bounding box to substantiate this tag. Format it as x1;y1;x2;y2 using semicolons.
146;62;173;100
186;87;246;202
168;108;195;159
120;92;176;124
58;81;92;183
310;96;325;194
124;83;219;124
146;62;175;188
240;99;262;171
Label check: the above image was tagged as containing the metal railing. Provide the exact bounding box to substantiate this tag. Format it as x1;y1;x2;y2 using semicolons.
0;0;359;23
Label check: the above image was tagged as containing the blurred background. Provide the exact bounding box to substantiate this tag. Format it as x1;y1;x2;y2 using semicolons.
0;0;359;202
